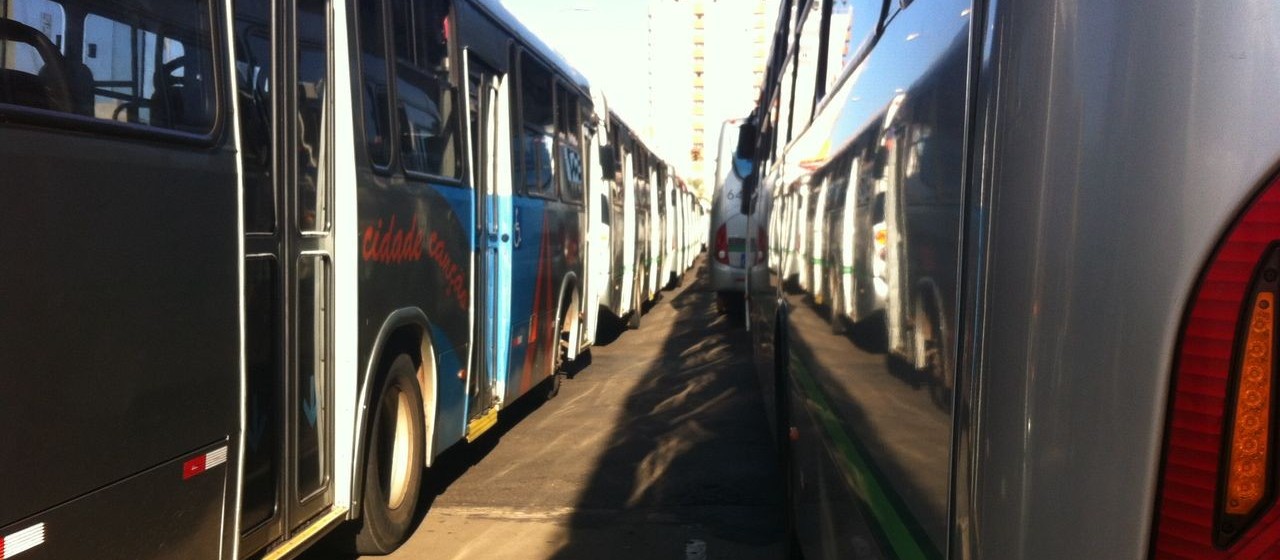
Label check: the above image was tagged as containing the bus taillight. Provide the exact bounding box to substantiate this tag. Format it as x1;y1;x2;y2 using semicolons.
1155;173;1280;557
716;224;729;264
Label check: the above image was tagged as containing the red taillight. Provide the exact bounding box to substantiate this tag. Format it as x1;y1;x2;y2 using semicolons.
715;224;729;264
1155;175;1280;557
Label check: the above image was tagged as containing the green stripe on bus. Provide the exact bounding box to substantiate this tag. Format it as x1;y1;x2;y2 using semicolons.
789;354;941;560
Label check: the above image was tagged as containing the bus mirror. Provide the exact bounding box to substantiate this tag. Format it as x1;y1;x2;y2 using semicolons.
735;121;757;160
599;144;618;178
872;148;889;179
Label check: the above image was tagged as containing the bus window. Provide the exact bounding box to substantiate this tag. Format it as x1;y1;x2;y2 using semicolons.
0;0;214;132
779;54;796;144
518;54;554;197
358;0;391;167
392;0;460;179
234;0;274;233
2;0;66;89
297;0;329;230
825;0;881;94
792;0;820;123
556;85;583;204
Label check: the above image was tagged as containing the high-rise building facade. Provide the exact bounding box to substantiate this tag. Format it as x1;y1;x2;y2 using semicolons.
648;0;777;200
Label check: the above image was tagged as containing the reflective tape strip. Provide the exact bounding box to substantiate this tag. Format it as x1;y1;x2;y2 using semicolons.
205;446;228;469
1;523;46;559
184;446;229;480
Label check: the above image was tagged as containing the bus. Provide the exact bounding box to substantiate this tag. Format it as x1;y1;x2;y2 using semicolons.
592;110;681;333
0;0;680;558
742;0;1280;558
710;117;753;314
0;1;240;558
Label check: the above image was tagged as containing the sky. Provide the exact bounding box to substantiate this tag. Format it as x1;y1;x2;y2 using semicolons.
500;0;766;193
500;0;653;125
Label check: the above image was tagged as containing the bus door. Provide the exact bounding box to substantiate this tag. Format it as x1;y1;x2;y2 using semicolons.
620;149;636;314
235;0;335;553
583;109;610;344
464;55;508;434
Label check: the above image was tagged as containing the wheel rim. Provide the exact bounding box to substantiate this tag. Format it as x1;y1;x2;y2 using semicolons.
385;388;414;510
914;306;930;371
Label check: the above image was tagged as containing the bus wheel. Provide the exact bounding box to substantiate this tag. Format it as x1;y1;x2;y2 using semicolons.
355;354;425;555
627;290;642;329
913;302;949;409
547;304;569;399
829;281;847;335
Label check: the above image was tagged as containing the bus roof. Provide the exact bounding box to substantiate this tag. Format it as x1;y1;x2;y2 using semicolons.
466;0;592;96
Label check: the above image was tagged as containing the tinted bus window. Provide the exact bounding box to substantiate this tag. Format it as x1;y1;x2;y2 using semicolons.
825;0;879;93
792;0;820;123
297;0;329;230
391;0;459;179
0;0;214;133
234;0;274;232
518;55;554;197
556;86;583;203
358;0;391;167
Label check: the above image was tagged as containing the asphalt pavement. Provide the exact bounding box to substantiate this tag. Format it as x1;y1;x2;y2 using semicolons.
304;255;784;560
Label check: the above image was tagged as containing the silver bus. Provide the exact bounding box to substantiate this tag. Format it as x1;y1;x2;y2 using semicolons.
711;117;753;314
743;0;1280;558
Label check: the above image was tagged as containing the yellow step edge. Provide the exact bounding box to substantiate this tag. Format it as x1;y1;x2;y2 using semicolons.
261;506;349;560
466;407;500;442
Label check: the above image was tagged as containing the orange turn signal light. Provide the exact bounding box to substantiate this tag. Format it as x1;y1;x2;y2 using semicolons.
1216;245;1280;547
1226;291;1274;516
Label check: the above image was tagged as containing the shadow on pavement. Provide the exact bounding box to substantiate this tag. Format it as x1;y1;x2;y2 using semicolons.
547;261;785;559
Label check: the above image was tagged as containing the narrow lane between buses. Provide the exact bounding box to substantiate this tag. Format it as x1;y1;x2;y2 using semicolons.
302;256;784;559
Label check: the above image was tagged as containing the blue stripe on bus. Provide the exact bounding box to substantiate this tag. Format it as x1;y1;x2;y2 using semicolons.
431;323;467;452
506;196;548;401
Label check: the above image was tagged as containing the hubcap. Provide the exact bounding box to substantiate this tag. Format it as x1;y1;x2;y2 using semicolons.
386;389;413;510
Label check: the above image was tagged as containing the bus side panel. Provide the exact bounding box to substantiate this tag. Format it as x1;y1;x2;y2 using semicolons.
0;129;240;530
505;196;557;402
970;1;1280;556
765;0;973;557
0;442;229;560
357;179;473;451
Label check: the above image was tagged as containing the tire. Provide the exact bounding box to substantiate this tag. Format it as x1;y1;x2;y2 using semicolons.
355;354;426;555
547;306;567;399
627;288;642;329
914;301;952;409
829;275;847;335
